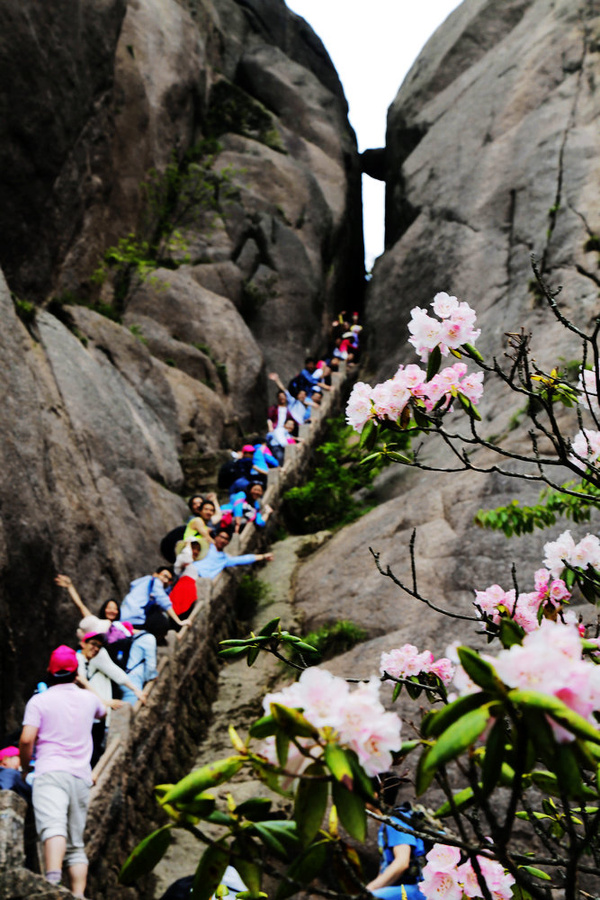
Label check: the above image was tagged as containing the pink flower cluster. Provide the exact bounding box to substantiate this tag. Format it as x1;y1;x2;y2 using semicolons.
261;667;402;777
345;363;483;433
408;293;481;362
543;530;600;578
380;644;455;685
493;620;600;742
570;428;600;468
577;368;600;412
474;569;571;633
421;844;514;900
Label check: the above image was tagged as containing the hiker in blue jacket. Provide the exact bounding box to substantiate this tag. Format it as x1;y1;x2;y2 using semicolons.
366;774;427;900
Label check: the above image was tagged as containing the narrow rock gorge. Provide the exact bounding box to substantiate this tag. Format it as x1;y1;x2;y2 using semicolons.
2;0;600;895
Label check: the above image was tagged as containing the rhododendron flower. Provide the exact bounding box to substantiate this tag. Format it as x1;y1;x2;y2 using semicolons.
543;530;577;578
395;363;427;391
570;428;600;467
578;368;600;412
493;620;600;742
408;307;444;360
345;381;373;433
421;846;515;900
380;644;455;685
261;667;402;777
544;530;600;577
432;292;459;319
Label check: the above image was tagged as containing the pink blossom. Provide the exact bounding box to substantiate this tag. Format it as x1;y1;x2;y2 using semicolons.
460;372;484;404
534;568;550;592
345;382;373;433
380;644;455;685
422;847;514;900
421;869;463;900
431;292;459;319
543;531;576;578
577;368;600;412
429;657;455;685
493;620;600;742
380;644;432;678
572;534;600;570
408;307;444;361
395;363;427;390
570;428;600;467
261;668;402;778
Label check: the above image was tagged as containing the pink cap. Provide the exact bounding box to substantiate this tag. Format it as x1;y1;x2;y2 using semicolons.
82;631;105;643
242;444;255;453
0;746;19;761
48;645;78;674
121;622;134;636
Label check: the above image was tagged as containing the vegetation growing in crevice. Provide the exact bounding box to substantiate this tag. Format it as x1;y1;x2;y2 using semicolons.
235;573;272;621
206;80;286;153
286;620;368;667
240;273;278;323
282;415;391;534
93;140;240;316
191;341;229;393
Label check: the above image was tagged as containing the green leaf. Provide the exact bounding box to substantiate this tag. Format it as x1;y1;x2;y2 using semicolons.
120;824;172;884
191;839;230;900
553;743;586;799
508;689;600;744
481;717;506;796
424;707;491;773
176;794;216;818
324;743;354;790
421;691;490;738
274;840;331;900
392;681;402;701
498;617;525;648
258;617;281;636
247;646;260;666
288;640;320;654
427;345;442;381
457;647;504;694
519;866;551;881
270;703;319;738
294;763;328;845
397;740;420;757
163;757;245;805
359;418;377;450
385;451;412;463
249;715;277;739
276;731;290;767
462;342;484;364
434;785;475;818
415;747;436;796
251;823;288;858
406;680;423;700
413;406;430;430
218;647;249;660
332;781;367;842
230;838;261;894
251;820;299;858
346;749;376;800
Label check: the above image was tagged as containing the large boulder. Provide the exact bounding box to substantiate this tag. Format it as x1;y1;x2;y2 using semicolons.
368;0;600;381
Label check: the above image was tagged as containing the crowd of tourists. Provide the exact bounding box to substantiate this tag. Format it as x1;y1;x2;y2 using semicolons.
0;326;356;898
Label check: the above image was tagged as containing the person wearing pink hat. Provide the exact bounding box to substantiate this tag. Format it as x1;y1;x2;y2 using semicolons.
19;645;105;897
0;745;31;801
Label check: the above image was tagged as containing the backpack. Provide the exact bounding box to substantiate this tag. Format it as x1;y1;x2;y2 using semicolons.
160;525;186;563
105;633;147;675
381;802;435;885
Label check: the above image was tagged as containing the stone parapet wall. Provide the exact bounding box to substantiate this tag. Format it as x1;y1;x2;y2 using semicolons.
82;364;353;899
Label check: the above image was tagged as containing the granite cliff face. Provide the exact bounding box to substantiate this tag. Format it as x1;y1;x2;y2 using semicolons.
295;0;600;688
0;0;362;733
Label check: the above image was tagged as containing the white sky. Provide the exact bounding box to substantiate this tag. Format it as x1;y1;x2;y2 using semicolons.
285;0;463;270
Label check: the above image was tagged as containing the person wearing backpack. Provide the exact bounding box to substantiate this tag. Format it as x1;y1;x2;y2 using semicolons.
76;632;146;764
366;774;427;900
